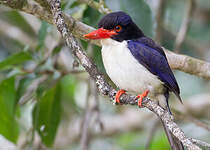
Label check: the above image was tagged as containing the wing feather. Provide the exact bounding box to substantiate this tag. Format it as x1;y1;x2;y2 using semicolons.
128;37;182;102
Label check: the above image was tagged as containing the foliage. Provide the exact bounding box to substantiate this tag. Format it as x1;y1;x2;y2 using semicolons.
0;51;32;71
32;83;62;147
0;77;19;143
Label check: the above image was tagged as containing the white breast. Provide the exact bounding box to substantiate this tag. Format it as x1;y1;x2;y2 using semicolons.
101;39;164;97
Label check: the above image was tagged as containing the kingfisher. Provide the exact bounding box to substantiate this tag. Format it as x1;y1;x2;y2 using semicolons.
83;11;184;149
84;11;182;112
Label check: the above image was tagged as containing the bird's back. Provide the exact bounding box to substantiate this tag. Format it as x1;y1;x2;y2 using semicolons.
128;37;182;102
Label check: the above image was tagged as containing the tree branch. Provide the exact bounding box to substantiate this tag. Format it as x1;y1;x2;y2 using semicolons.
47;0;203;149
78;0;111;14
145;119;160;150
34;0;51;12
0;0;26;9
173;109;210;131
155;0;166;43
165;50;210;79
191;138;210;149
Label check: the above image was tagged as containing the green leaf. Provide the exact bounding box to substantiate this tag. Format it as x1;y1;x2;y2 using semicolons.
0;51;32;71
33;83;62;147
60;75;76;101
0;77;19;143
106;0;153;37
83;6;103;28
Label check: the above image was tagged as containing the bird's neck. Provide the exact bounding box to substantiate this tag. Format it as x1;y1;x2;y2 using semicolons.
101;38;123;46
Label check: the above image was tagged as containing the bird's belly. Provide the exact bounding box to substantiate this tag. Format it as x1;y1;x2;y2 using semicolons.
101;39;164;95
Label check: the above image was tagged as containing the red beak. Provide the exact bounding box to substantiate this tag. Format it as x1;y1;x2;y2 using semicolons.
83;28;117;39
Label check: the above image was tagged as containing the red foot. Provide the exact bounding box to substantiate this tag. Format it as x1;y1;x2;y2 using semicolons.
115;89;126;104
136;90;149;107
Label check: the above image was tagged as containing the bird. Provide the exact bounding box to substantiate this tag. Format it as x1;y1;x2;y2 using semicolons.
84;11;184;150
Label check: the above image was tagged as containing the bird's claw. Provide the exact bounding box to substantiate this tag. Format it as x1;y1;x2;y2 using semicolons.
136;90;149;107
115;89;126;104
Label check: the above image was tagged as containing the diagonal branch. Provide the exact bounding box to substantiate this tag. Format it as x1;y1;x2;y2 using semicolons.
47;0;203;149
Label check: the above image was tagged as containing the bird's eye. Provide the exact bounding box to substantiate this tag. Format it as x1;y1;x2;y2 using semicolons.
114;25;122;32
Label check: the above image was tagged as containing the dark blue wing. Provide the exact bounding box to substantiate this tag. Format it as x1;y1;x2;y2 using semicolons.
127;37;181;101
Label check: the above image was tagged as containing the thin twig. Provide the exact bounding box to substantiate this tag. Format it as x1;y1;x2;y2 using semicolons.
191;138;210;148
89;79;104;131
162;25;206;57
174;0;196;52
173;109;210;131
186;116;210;131
80;80;92;150
80;110;92;150
18;75;48;105
145;119;160;150
155;0;166;43
78;0;111;14
34;0;51;12
80;80;102;150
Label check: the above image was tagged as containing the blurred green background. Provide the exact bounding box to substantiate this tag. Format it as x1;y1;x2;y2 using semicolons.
0;0;210;150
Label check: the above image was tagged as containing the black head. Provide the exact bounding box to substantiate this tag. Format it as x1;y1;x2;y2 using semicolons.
98;11;144;42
